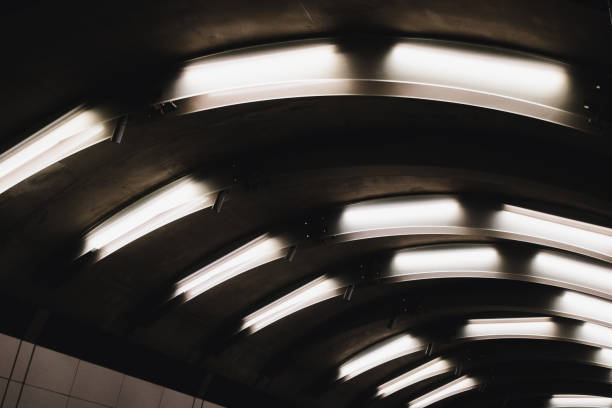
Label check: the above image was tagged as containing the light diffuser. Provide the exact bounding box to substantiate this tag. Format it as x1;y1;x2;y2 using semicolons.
377;357;453;398
407;376;479;408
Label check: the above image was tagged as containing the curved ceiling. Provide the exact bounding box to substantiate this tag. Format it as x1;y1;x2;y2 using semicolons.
1;2;612;408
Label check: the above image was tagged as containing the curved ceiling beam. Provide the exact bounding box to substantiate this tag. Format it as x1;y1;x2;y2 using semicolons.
238;243;612;334
375;346;612;399
164;194;612;310
0;37;597;196
337;317;612;382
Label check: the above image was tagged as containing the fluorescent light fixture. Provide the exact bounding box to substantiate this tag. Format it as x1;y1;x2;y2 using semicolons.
385;42;568;107
408;376;479;408
552;291;612;328
377;357;453;398
338;334;425;381
495;205;612;263
460;317;612;349
336;196;465;240
532;251;612;299
82;175;216;261
548;395;612;408
172;234;290;303
0;107;109;195
168;42;344;101
240;275;347;334
329;195;612;263
595;348;612;368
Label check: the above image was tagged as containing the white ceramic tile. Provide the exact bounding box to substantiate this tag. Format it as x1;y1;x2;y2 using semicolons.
116;376;163;408
2;381;21;408
159;388;194;408
10;343;33;382
70;361;123;407
66;397;107;408
17;384;67;408
0;378;7;404
25;347;78;394
0;335;19;379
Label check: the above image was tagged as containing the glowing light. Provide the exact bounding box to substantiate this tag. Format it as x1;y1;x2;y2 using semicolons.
82;176;215;260
386;41;568;107
495;205;612;262
338;334;425;381
377;358;453;398
0;108;109;195
552;291;612;328
532;251;612;298
241;276;346;333
408;376;479;408
390;245;501;276
336;196;464;240
170;43;343;100
172;235;289;303
460;317;612;349
549;395;612;408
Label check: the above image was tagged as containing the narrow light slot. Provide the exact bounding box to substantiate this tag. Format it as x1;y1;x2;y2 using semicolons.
82;175;215;261
172;234;290;303
377;357;453;398
408;376;479;408
338;334;425;381
548;395;612;408
240;275;346;334
0;107;109;195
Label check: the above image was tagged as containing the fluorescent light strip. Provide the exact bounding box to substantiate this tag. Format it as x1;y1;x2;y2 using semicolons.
460;317;612;349
330;195;612;263
0;107;110;195
337;334;426;381
387;243;612;302
160;38;585;131
377;357;453;398
549;395;612;408
408;376;479;408
172;234;290;303
240;275;347;333
82;175;216;261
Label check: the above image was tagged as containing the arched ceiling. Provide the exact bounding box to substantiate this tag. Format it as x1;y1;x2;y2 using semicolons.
1;1;612;408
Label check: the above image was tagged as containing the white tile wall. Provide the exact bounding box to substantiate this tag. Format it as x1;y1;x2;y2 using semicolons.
159;388;194;408
10;343;33;383
0;333;226;408
71;361;124;407
0;334;19;379
18;385;67;408
116;376;163;408
25;347;78;394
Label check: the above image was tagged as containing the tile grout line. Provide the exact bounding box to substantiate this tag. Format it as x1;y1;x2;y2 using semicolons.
14;344;36;407
19;382;114;408
65;360;81;408
114;373;127;408
0;339;22;408
156;387;165;408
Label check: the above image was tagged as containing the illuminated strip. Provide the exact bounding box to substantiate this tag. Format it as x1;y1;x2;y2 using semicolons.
460;317;612;349
3;38;591;194
82;175;221;261
239;243;612;335
161;38;588;132
377;357;453;398
171;234;291;303
240;275;348;333
338;318;612;382
548;395;612;408
0;107;111;195
408;376;479;408
328;195;612;263
387;244;612;301
377;348;612;399
337;334;426;381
